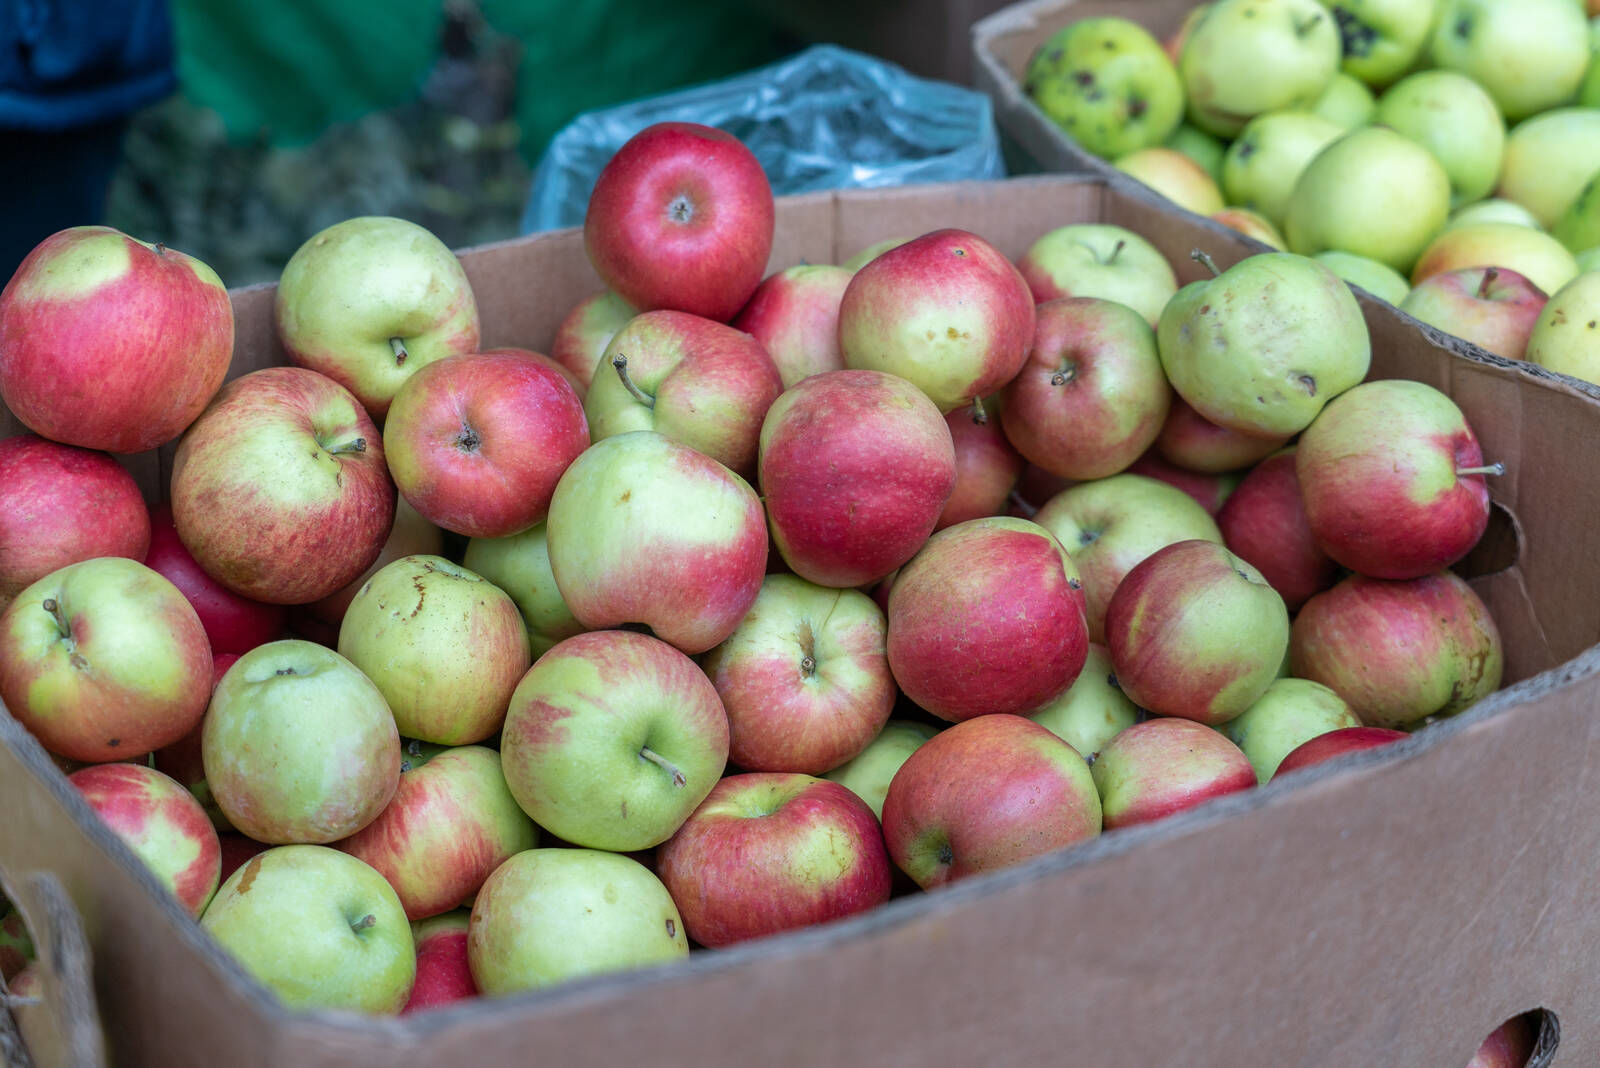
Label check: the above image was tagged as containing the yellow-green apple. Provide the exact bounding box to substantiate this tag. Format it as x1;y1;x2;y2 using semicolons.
1211;208;1287;250
403;911;476;1014
1578;248;1600;273
1216;449;1338;610
202;640;400;843
462;522;583;658
1091;717;1256;829
170;366;396;605
1113;147;1226;216
822;719;939;819
1297;379;1493;579
1126;450;1241;515
841;237;912;273
468;848;685;995
1410;222;1580;296
1015;224;1178;327
305;497;442;628
275;216;480;420
1179;0;1341;137
1399;266;1548;360
144;503;284;655
1429;0;1589;122
499;629;728;851
1002;297;1170;480
1317;0;1438;87
69;762;221;917
1221;111;1345;228
839;229;1035;414
1556;172;1600;253
1156;396;1288;474
1022;17;1184;159
1526;272;1600;383
584;122;774;323
547;431;765;652
888;517;1088;721
1286;127;1452;272
1034;472;1224;641
1272;724;1409;777
1375;71;1505;208
0;226;232;452
0;434;149;607
383;348;589;538
1106;540;1290;726
1158;251;1371;437
337;555;530;745
936;397;1024;530
200;844;414;1013
759;370;954;589
337;744;537;921
1464;1015;1537;1068
0;557;211;762
1497;108;1600;228
1166;123;1227;183
550;290;635;393
701;575;893;775
731;264;852;388
1221;677;1360;782
584;310;782;478
1291;571;1503;726
881;714;1100;887
1310;72;1375;128
655;773;892;946
1312;249;1410;303
1027;643;1139;761
1445;199;1544;233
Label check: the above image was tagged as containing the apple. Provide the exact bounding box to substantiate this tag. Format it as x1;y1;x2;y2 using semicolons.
546;430;766;654
1092;718;1257;829
461;522;584;657
1312;250;1410;304
1429;0;1589;122
69;762;221;917
1497;109;1600;229
1156;396;1288;474
1445;199;1544;233
0;226;232;453
584;309;782;477
338;744;538;921
0;434;150;606
937;397;1024;530
1311;72;1375;129
170;366;395;605
1290;571;1503;727
1465;1015;1538;1068
731;264;852;388
1166;123;1227;183
1113;147;1226;216
1015;224;1178;327
550;290;635;393
144;503;285;655
403;911;477;1013
1272;725;1410;777
1318;0;1439;88
656;773;892;946
275;216;480;420
468;848;686;995
1028;643;1139;761
1210;208;1287;250
1578;248;1600;274
1556;171;1600;254
306;497;443;628
701;575;893;775
584;122;773;323
1034;472;1224;642
1526;272;1600;385
200;845;415;1013
1296;379;1493;580
202;639;401;843
1179;0;1341;138
1126;450;1240;515
1221;111;1344;228
383;348;589;538
759;370;954;589
841;237;911;273
1411;222;1579;297
822;719;939;820
500;629;729;851
1001;297;1170;480
1221;677;1360;782
881;714;1101;888
1216;449;1338;610
0;557;211;762
1022;17;1184;159
1398;266;1548;361
1374;71;1505;209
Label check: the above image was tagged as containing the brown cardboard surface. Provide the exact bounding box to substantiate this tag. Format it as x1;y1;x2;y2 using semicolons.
2;175;1598;1066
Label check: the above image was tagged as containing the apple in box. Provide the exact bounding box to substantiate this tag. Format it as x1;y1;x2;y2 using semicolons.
1273;726;1409;778
403;911;477;1013
1014;224;1177;327
550;290;634;393
462;522;584;658
731;264;852;388
1216;448;1338;611
1398;267;1546;362
1092;718;1256;830
145;503;285;655
937;396;1023;530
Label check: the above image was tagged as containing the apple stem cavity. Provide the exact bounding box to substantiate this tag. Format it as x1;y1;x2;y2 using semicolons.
1190;249;1222;277
389;337;409;365
1477;268;1499;300
639;745;687;787
349;914;376;933
1105;239;1126;266
970;397;988;425
325;437;368;456
1009;491;1038;518
612;353;656;409
1457;462;1505;477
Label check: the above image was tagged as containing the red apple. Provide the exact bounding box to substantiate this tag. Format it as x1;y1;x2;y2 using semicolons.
1156;396;1288;474
584;122;774;323
1466;1016;1537;1068
937;398;1024;530
0;434;150;606
1216;449;1339;611
305;497;443;627
144;503;285;655
732;264;853;388
1271;726;1410;778
656;773;892;947
1398;266;1547;361
0;226;232;452
403;911;478;1014
1126;450;1239;515
1092;718;1256;830
549;290;635;393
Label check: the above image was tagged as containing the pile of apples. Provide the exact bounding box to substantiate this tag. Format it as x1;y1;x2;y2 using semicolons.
0;121;1507;1032
1023;0;1600;386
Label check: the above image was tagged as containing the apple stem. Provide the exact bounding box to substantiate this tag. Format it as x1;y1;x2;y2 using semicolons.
1476;267;1499;300
800;654;817;678
970;397;988;425
1294;11;1323;36
1008;491;1038;518
390;337;409;366
1190;249;1222;277
612;354;656;409
349;914;376;933
1457;462;1505;477
40;597;69;637
639;745;686;787
325;437;368;456
1105;239;1125;266
154;242;167;257
1051;364;1078;386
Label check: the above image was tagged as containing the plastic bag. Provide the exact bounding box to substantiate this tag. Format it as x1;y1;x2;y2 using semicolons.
521;44;1005;233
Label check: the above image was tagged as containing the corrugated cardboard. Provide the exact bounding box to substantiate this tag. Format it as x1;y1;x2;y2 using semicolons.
0;175;1590;1066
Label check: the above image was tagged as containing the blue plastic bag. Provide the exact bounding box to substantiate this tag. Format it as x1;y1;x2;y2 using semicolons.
521;44;1005;233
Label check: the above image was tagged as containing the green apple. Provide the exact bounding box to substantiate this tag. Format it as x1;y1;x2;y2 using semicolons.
1313;250;1412;303
1166;123;1227;183
1028;643;1139;761
1411;222;1579;295
200;845;415;1013
1180;0;1341;138
462;523;584;657
1014;223;1178;326
1445;198;1544;232
1221;111;1345;228
1580;16;1600;109
1285;126;1452;272
1222;677;1361;782
1310;71;1376;128
1375;71;1505;207
1316;0;1440;87
822;719;939;819
1023;17;1184;159
468;848;686;994
1114;147;1225;216
1498;109;1600;229
1526;272;1600;384
1429;0;1589;122
1577;248;1600;273
1555;171;1600;253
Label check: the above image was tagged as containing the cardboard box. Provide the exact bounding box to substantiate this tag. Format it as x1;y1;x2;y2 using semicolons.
0;174;1588;1066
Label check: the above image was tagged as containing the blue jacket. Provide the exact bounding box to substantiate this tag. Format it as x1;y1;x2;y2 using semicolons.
0;0;176;129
